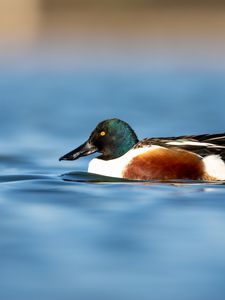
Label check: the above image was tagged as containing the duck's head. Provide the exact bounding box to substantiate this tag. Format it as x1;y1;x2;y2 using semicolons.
59;118;139;161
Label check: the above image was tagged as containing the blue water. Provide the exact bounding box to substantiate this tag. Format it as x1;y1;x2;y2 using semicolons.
1;67;225;300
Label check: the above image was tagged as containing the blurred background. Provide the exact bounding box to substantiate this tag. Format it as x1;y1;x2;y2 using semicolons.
1;0;225;160
1;0;225;169
1;2;225;300
1;0;225;67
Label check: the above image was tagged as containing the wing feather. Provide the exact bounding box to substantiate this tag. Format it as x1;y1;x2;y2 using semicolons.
135;133;225;159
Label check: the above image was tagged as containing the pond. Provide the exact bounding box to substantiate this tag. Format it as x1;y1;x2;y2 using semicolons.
1;66;225;300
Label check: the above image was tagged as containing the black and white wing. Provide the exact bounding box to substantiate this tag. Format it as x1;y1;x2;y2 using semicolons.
137;133;225;159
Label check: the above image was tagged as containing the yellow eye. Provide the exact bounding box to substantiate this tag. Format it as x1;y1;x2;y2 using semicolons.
100;131;106;136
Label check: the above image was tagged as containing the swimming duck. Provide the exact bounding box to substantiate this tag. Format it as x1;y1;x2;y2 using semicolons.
59;118;225;181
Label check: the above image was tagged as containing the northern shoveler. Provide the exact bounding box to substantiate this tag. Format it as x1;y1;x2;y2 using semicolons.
59;118;225;181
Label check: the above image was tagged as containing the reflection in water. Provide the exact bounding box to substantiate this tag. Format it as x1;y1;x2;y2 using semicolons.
61;171;225;185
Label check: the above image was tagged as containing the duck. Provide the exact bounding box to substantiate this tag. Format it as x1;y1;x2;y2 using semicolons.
59;118;225;181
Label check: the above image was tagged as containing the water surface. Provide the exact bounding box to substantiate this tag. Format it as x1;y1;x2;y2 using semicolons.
1;61;225;300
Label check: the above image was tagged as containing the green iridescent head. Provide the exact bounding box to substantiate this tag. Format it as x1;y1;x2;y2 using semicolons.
59;118;139;161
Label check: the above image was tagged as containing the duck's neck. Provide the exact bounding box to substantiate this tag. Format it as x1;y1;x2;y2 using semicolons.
100;134;138;160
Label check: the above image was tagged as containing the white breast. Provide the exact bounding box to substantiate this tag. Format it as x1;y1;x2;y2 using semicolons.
88;146;160;177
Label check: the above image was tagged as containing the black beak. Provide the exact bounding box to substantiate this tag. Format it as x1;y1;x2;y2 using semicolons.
59;141;98;161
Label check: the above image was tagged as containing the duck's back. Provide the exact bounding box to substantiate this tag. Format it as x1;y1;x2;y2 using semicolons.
123;133;225;181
